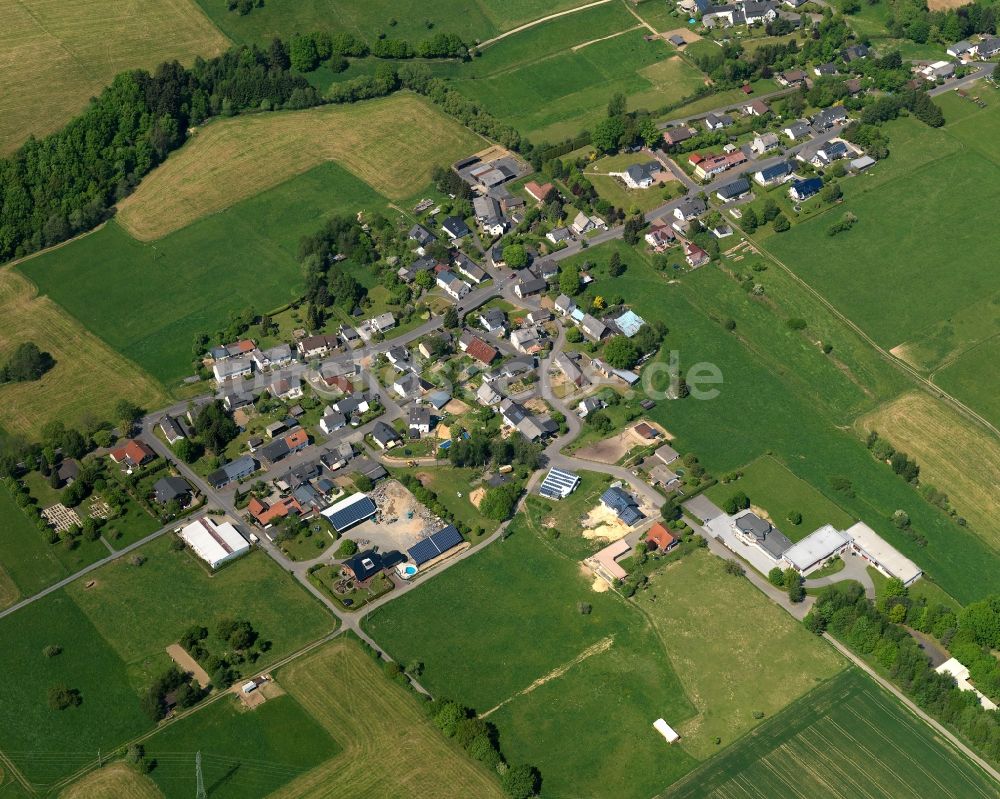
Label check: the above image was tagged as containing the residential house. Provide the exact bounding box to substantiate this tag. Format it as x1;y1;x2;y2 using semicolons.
392;371;422;400
473;195;507;236
532;259;559;281
776;69;808;87
733;511;793;561
459;331;498;364
663;126;694;146
813;140;849;165
716;177;751;202
476;381;504;406
524;180;554;203
159;415;186;445
577;396;605;418
685;242;710;267
499;398;547;441
322;373;355;394
212;356;253;383
546;226;573;245
742;99;771;116
554;351;588;388
427;390;451;411
369;312;396;333
386;345;410;370
436;270;471;300
754;161;794;186
841;44;870;62
371;421;401;450
613;310;645;338
789;177;823;200
554;294;576;316
920;60;955;80
946;40;973;58
153;476;192;506
267;377;303;401
408;224;435;248
712;223;734;238
600;485;645;526
644;223;676;251
646;522;679;552
580;314;609;341
703;112;734;130
479;307;507;335
319;409;347;435
221;389;254;412
454;252;487;284
441;216;471;240
56;459;80;487
408;405;433;437
812;105;847;131
614;162;661;189
510;327;543;355
783;119;812;140
343;548;405;583
674;196;707;223
751;132;780;155
109;439;155;471
333;393;371;418
514;276;547;299
692;150;748;180
571;210;595;236
206;455;257;489
298;334;338;358
814;62;838;77
210;339;255;360
253;343;293;369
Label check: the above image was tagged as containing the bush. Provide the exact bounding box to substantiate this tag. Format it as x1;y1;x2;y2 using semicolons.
501;764;541;799
786;317;807;331
335;538;358;558
42;644;62;658
724;559;745;577
767;567;784;587
48;685;82;710
722;492;749;514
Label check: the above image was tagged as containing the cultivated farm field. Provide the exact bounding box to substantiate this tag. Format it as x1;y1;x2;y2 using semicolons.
117;93;484;240
59;763;162;799
663;669;999;799
0;0;229;153
859;392;1000;548
22;162;385;385
0;268;167;437
364;525;700;799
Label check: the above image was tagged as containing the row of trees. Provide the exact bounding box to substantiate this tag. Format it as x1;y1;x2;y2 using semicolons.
806;583;1000;762
289;29;468;74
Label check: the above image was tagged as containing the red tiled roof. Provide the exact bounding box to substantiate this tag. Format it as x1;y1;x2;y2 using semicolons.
741;84;753;94
249;496;303;525
525;180;553;202
465;336;498;364
233;339;255;353
323;374;353;393
646;522;677;551
109;439;155;466
285;429;309;449
634;422;659;439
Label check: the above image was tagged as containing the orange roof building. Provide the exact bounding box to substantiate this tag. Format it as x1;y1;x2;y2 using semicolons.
646;522;678;552
109;439;156;468
525;180;554;203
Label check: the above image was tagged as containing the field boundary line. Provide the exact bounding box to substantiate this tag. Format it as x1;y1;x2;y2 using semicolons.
621;0;659;34
571;24;643;51
479;636;614;718
822;634;1000;785
479;0;613;48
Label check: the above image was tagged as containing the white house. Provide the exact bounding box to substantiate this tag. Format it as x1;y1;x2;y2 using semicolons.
436;270;471;300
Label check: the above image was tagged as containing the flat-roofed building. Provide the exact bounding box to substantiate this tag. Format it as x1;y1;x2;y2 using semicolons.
780;524;852;574
846;521;922;586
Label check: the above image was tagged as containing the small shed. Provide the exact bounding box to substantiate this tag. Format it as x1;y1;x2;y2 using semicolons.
653;719;680;743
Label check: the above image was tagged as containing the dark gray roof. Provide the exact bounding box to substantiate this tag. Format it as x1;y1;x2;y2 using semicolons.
734;512;793;558
716;177;750;199
153;476;190;504
757;161;794;181
372;421;400;445
442;216;471;237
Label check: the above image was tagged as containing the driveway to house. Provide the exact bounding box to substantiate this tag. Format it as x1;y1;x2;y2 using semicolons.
804;551;875;598
928;62;995;96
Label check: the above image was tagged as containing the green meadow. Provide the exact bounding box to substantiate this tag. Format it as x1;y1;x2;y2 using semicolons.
562;240;1000;603
364;525;700;799
20;162;387;385
0;540;332;785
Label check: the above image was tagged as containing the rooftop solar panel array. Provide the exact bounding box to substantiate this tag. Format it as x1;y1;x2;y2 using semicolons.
539;468;580;500
324;495;377;532
408;525;464;566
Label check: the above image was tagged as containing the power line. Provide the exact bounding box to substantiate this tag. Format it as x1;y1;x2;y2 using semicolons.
195;751;206;799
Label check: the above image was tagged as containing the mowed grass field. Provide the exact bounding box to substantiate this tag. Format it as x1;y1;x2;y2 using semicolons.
365;525;701;799
0;540;333;785
195;0;591;45
933;334;1000;429
635;550;844;759
858;392;1000;548
269;638;506;799
705;456;856;542
117;93;483;240
21;162;385;384
559;241;1000;603
59;763;162;799
0;267;167;437
442;3;707;141
663;668;999;799
0;0;229;152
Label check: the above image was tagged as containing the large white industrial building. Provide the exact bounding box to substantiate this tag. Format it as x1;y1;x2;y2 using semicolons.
179;516;250;570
